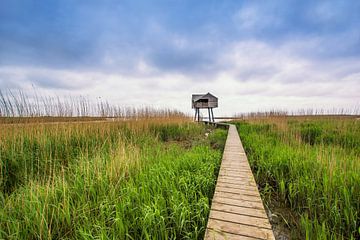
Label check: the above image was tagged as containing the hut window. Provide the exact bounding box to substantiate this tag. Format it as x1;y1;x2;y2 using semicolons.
198;99;208;103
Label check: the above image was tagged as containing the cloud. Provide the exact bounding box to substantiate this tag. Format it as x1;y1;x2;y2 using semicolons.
147;45;216;76
233;4;283;31
1;35;359;115
0;66;103;90
0;0;359;115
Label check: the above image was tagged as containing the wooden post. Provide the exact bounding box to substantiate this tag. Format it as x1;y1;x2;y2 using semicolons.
210;108;214;122
194;108;198;121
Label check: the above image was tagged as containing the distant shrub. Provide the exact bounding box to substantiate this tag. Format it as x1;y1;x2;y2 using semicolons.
300;123;322;145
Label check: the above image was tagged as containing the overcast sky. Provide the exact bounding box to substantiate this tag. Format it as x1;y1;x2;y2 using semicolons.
0;0;359;115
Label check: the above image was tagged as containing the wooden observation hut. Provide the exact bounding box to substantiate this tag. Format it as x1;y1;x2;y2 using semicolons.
192;92;218;122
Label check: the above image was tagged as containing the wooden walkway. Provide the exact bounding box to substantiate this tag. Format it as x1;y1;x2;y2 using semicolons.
205;124;275;240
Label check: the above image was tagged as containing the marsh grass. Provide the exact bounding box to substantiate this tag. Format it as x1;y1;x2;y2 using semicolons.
0;118;227;239
0;90;185;119
235;116;360;239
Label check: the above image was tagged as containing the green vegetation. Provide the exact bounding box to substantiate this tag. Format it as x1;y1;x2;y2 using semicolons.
0;119;227;239
235;117;360;239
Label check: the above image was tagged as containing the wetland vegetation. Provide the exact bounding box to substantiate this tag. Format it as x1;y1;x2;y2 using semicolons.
235;116;360;239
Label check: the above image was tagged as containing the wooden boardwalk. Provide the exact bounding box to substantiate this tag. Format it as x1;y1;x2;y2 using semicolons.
205;124;275;240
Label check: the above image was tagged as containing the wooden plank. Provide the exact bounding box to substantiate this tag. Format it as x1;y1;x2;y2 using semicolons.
218;173;254;179
220;177;257;185
213;197;265;210
210;210;272;229
214;191;262;203
210;202;267;219
216;182;259;192
207;219;275;240
218;174;253;180
218;173;254;178
217;179;257;187
215;186;260;197
205;229;259;240
218;170;253;176
217;177;256;184
220;166;250;171
223;153;246;156
219;169;252;173
220;162;250;166
219;176;255;182
220;163;250;167
219;169;253;174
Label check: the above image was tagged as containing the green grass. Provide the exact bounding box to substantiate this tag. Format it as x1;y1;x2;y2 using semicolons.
234;117;360;239
0;120;227;239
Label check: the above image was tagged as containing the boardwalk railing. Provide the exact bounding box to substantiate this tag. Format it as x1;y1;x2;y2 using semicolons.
205;124;275;240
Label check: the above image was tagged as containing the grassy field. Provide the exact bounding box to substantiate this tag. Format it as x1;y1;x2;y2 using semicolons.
0;118;227;239
234;116;360;239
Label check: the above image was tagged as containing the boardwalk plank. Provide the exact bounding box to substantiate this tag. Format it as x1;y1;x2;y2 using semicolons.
205;229;259;240
215;186;260;197
210;210;272;229
220;176;256;182
214;191;262;203
218;173;253;177
213;196;264;210
216;182;259;192
207;219;275;240
220;168;252;173
210;202;267;219
217;179;257;187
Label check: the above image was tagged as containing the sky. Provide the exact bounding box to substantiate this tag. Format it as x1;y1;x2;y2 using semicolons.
0;0;359;116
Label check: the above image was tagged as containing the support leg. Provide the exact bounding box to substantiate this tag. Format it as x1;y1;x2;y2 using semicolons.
207;108;211;122
211;108;214;122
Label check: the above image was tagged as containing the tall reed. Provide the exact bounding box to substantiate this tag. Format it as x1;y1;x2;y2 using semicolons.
0;89;185;119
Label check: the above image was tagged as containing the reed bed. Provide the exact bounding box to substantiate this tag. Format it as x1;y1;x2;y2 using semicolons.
233;109;360;120
0;90;185;119
0;118;227;239
234;116;360;239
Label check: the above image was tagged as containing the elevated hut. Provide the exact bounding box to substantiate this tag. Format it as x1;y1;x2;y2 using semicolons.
192;93;218;122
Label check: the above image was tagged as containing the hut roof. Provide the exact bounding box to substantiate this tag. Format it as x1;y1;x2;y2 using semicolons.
192;92;217;102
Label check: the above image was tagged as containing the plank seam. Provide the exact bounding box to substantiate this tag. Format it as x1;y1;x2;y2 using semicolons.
213;195;263;204
209;217;272;230
215;189;260;197
210;208;269;220
216;183;259;190
207;228;264;240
